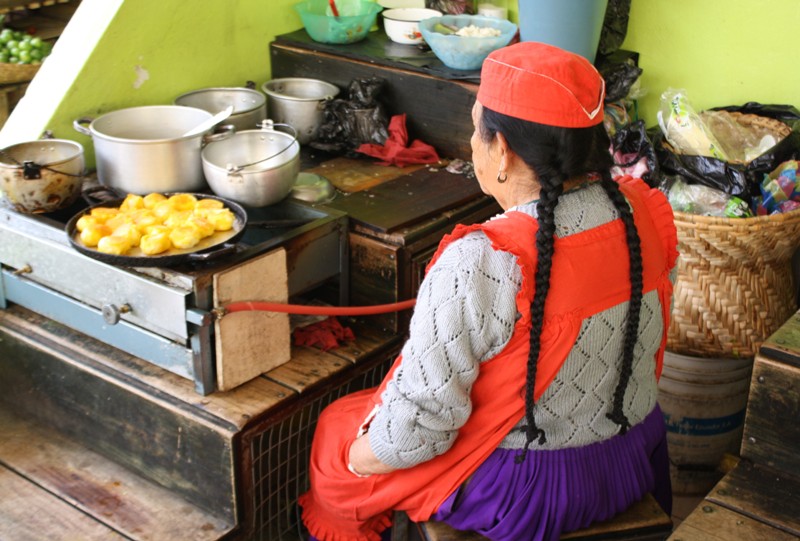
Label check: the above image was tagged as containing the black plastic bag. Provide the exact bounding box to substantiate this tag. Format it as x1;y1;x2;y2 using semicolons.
425;0;474;14
598;0;632;56
600;60;642;103
650;102;800;201
311;77;390;153
611;120;659;186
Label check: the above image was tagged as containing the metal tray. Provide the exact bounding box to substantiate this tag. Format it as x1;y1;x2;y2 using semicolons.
65;192;247;267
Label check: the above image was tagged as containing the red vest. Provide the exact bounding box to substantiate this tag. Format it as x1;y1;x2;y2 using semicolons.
299;177;678;541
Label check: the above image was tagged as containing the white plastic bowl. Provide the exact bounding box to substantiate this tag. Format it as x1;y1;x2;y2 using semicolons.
382;8;442;44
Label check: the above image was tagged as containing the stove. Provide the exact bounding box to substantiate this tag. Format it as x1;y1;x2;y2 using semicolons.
0;194;348;395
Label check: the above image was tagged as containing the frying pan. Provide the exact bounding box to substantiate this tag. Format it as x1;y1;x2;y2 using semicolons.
65;192;248;267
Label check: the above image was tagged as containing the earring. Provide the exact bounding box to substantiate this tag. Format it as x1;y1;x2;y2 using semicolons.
497;170;508;183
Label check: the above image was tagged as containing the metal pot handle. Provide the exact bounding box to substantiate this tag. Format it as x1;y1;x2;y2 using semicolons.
317;95;335;111
226;120;298;175
73;117;94;136
185;242;238;262
202;124;236;147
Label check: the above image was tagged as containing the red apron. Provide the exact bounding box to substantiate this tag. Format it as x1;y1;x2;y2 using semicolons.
299;177;678;541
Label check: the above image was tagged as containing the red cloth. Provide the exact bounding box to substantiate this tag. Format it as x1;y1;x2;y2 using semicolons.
477;41;605;127
355;114;440;167
293;317;355;351
298;177;679;541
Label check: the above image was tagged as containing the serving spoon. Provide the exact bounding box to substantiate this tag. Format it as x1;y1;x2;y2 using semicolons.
182;105;234;138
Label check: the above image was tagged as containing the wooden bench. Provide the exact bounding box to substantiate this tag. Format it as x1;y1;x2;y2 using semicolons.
395;492;672;541
668;310;800;540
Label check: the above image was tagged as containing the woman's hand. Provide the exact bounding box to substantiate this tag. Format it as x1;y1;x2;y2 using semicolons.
348;433;397;476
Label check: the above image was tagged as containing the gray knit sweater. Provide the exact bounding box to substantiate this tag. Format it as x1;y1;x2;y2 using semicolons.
368;184;666;469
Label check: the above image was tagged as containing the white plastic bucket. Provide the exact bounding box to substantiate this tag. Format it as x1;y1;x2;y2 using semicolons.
517;0;609;63
657;351;753;494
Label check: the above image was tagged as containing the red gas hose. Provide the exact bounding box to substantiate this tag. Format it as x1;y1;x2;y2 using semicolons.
223;299;416;316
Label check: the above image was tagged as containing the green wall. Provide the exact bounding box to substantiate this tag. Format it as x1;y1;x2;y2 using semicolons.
2;0;799;164
0;0;303;166
622;0;800;125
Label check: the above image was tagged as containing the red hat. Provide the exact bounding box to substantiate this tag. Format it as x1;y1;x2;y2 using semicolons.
477;41;605;128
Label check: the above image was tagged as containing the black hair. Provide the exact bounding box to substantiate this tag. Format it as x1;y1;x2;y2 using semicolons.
478;106;644;461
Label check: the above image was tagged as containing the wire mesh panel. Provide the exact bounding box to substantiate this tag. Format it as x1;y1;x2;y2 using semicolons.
247;353;396;541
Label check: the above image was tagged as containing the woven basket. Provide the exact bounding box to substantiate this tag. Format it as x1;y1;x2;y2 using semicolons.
0;62;40;84
668;209;800;359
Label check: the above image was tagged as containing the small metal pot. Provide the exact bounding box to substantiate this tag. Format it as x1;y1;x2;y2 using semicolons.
261;78;340;145
0;139;85;213
74;105;223;195
201;120;300;207
174;87;267;132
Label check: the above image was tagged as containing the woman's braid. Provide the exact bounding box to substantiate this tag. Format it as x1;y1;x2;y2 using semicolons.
599;171;644;434
516;168;564;463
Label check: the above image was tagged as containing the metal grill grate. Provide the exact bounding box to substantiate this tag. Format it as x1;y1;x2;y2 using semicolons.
249;355;394;541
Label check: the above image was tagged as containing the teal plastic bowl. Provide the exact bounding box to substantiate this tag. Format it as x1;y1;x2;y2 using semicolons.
295;0;383;44
419;15;517;70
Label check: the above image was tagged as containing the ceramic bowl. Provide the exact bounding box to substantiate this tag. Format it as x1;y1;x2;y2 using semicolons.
382;8;442;44
377;0;424;8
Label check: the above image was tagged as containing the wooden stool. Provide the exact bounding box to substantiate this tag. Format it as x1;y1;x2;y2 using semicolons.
396;493;673;541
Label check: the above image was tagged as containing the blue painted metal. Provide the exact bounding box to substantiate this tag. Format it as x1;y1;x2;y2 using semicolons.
2;268;196;381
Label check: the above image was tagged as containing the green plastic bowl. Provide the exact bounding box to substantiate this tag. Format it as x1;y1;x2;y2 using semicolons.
420;15;517;71
295;0;383;44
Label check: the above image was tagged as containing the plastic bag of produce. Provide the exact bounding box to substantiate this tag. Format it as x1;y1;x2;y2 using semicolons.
757;159;800;215
661;175;753;218
650;97;800;202
657;88;729;160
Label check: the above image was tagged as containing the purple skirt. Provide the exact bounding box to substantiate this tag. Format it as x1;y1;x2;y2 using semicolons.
431;405;671;541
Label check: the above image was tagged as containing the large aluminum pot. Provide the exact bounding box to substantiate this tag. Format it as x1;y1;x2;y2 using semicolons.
0;139;85;213
73;105;218;195
261;78;340;145
201;120;300;207
174;87;267;132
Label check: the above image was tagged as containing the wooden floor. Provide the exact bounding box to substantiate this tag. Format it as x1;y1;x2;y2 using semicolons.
0;408;232;541
0;398;707;541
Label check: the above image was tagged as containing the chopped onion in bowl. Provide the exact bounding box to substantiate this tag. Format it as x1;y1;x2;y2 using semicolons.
455;24;502;37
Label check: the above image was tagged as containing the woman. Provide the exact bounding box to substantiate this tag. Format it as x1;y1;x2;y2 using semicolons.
299;41;678;541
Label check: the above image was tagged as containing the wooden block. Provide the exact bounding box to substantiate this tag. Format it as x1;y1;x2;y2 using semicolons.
418;493;671;541
758;309;800;369
668;501;798;541
740;355;800;472
323;167;484;234
305;156;424;193
214;247;290;391
561;493;672;540
705;461;800;536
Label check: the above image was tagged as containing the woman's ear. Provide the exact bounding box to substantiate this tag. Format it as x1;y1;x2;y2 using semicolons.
495;131;511;173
